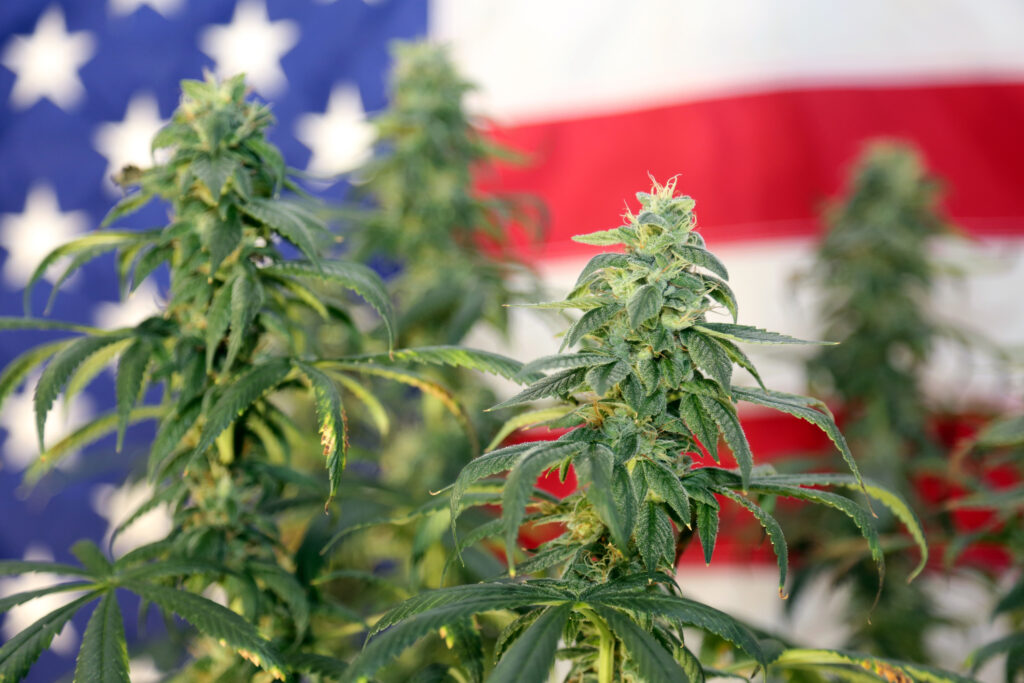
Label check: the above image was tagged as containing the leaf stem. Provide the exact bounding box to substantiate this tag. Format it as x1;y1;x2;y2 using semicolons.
581;608;615;683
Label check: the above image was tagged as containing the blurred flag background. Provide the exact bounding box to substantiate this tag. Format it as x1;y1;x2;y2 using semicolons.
2;1;1023;680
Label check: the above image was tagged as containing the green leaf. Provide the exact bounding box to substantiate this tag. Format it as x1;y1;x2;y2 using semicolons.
371;582;566;637
450;443;536;522
968;633;1024;676
70;540;111;576
635;501;675;572
994;577;1024;616
676;244;729;280
489;604;572;683
732;387;865;494
514;544;579;575
0;317;103;334
74;591;130;683
34;333;132;451
574;253;631;287
504;442;581;572
324;362;476;450
678;394;719;461
699;396;752;487
205;279;232;372
590;592;765;667
681;329;732;390
679;644;707;683
494;610;543;662
265;261;396;350
572;227;630;246
284;652;349;678
975;414;1024;447
65;338;133;406
561;303;623;351
114;341;151;451
441;616;484;683
147;399;201;479
205;210;242;275
0;592;99;681
347;346;529;382
773;648;975;683
332;372;389;437
192;358;292;457
642;459;691;527
713;338;765;389
0;581;94;614
579;449;634;553
717;489;788;596
345;584;568;680
0;339;73;415
694;323;828;346
759;473;926;582
746;480;885;587
130;244;170;293
704;275;738;321
249;563;310;642
519;352;612;377
0;560;95;577
490;367;587;411
225;270;263;373
100;192;153;227
295;361;347;505
586;360;631;396
593;606;690;682
239;199;322;267
191;152;237;198
486;406;576;452
627;284;664;327
695;500;719;565
21;232;151;311
124;581;284;677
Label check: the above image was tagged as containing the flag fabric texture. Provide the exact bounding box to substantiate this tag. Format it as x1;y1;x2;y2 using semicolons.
2;1;1023;679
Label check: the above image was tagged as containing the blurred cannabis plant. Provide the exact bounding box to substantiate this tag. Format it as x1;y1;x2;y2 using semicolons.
314;41;546;619
788;143;963;662
343;179;959;683
958;409;1024;682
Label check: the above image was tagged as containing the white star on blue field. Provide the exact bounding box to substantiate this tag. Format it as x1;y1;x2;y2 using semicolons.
0;1;426;679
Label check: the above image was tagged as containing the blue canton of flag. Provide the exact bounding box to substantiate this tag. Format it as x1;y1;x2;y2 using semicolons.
0;2;425;679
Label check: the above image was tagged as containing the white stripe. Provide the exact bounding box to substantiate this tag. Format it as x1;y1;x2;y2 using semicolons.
469;237;1024;409
431;0;1024;123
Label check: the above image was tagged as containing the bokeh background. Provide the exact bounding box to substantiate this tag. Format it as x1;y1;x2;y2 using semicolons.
1;1;1023;680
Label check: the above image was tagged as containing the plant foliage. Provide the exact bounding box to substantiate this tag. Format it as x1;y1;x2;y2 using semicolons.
788;143;973;663
0;73;418;681
350;178;943;682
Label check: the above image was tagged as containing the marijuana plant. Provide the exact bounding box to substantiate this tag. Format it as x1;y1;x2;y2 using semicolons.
958;411;1024;683
0;74;416;681
314;42;547;633
789;143;962;662
343;179;950;682
345;41;541;351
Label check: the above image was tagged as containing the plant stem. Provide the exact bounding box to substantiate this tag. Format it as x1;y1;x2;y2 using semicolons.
582;608;615;683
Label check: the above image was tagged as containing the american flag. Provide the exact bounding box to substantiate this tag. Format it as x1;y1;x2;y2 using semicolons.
2;1;1023;680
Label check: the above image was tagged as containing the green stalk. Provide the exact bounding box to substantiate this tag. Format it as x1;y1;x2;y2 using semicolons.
582;608;615;683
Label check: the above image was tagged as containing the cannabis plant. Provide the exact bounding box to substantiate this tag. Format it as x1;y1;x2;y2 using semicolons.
957;410;1024;682
789;143;961;662
345;41;540;351
0;74;420;681
343;179;956;682
315;41;545;619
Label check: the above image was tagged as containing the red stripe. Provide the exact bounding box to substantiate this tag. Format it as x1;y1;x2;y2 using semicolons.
482;81;1024;259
